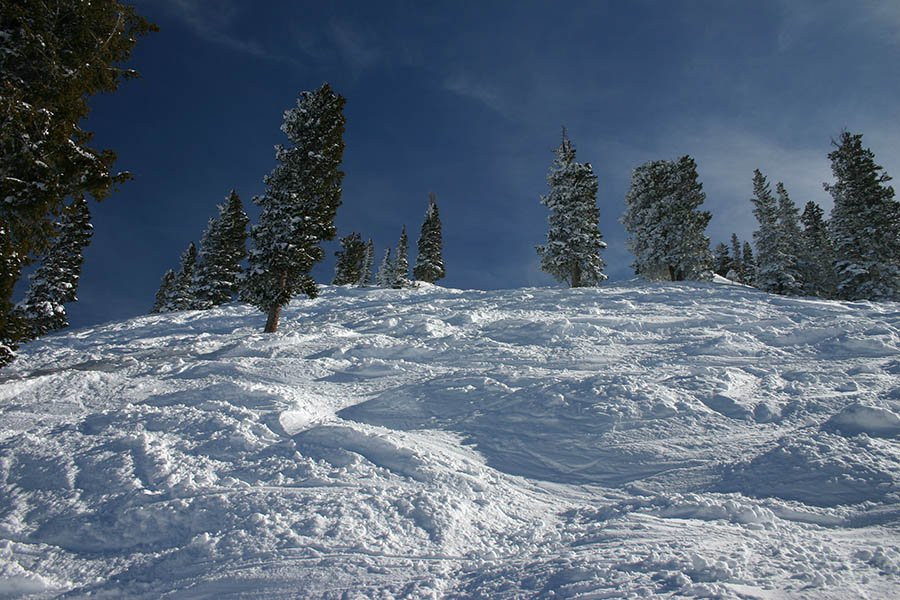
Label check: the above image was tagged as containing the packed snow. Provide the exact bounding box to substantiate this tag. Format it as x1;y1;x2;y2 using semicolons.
0;281;898;598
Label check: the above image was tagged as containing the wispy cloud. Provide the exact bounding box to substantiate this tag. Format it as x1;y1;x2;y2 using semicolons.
160;0;297;64
442;73;509;117
330;22;380;73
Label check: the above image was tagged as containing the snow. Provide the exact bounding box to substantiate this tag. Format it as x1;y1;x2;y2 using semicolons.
1;280;898;598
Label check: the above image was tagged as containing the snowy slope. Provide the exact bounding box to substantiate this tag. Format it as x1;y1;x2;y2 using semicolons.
1;281;898;599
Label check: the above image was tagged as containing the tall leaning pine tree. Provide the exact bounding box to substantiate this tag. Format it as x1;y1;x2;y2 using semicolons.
824;131;900;301
242;84;346;331
193;190;249;308
773;182;804;296
17;198;92;338
537;129;607;287
750;169;785;294
413;193;445;283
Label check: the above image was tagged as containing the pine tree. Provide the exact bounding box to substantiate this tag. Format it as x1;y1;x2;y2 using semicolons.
730;233;744;282
751;170;791;294
193;190;249;308
169;242;199;311
0;1;155;356
773;182;804;295
799;201;836;298
357;239;374;287
392;226;411;289
742;242;756;286
414;193;445;283
333;232;366;285
241;84;346;332
824;131;900;301
151;270;177;313
16;198;92;338
537;129;607;287
713;243;731;277
622;156;712;281
376;248;394;287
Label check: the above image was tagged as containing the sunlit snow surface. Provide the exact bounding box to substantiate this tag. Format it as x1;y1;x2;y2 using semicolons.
1;281;898;598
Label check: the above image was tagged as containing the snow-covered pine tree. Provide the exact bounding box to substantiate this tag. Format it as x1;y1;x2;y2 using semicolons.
151;270;177;313
799;201;836;298
169;242;199;311
536;129;607;287
730;233;744;282
742;242;756;286
17;197;92;339
357;239;374;287
0;1;155;357
824;131;900;301
332;232;366;285
713;243;731;277
773;182;804;296
376;248;394;287
392;226;411;289
241;84;346;332
622;156;711;281
193;190;249;308
750;170;788;294
413;193;445;283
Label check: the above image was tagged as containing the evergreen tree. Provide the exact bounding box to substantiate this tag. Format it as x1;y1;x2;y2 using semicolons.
332;232;367;285
241;84;346;332
17;198;92;338
742;242;756;286
730;233;744;282
0;1;155;356
193;190;249;308
799;201;836;298
169;242;198;311
151;270;177;313
537;129;607;287
392;226;411;289
414;193;445;283
713;242;731;277
751;170;792;294
773;182;804;295
357;239;375;287
376;248;394;287
622;156;712;281
824;131;900;301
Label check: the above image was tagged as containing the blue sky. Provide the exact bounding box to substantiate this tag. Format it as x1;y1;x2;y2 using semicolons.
69;0;900;328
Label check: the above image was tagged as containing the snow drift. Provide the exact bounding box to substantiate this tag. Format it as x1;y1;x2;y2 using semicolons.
0;281;898;598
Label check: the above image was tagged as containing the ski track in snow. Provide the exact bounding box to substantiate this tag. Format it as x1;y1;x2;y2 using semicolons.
0;280;898;598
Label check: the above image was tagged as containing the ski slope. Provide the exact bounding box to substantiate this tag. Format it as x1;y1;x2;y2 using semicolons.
0;281;898;598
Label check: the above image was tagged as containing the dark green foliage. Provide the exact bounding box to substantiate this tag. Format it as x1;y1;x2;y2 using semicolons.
376;248;393;287
333;232;367;285
151;270;177;314
392;226;411;289
623;156;712;281
742;242;756;285
242;84;346;332
358;239;374;287
713;242;731;277
729;233;744;282
0;0;155;356
193;190;249;307
17;198;92;338
537;129;607;287
414;193;445;283
170;242;198;311
799;201;836;298
824;131;900;301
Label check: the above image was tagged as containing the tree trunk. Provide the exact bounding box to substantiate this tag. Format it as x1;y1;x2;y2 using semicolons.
264;304;280;333
668;265;676;281
571;262;582;288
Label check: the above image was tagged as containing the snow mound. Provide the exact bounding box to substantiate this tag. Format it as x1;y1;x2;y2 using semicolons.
1;281;899;597
823;402;900;438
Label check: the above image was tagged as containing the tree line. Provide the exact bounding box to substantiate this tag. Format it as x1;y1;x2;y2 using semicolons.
539;128;900;304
